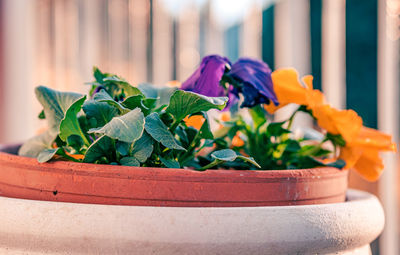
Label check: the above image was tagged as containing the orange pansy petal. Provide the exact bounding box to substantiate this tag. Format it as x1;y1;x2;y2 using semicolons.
271;68;308;105
232;133;245;147
305;89;325;110
313;105;339;134
350;127;396;151
302;75;314;90
339;146;363;169
352;149;384;182
332;109;362;143
184;115;205;130
313;105;362;143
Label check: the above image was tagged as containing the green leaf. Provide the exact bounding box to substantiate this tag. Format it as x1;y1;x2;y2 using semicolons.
131;133;154;162
103;76;143;97
93;89;129;114
35;86;84;134
37;148;61;163
59;96;89;145
211;149;261;168
82;100;118;128
166;90;228;123
120;157;140;166
93;66;105;83
89;108;145;143
83;135;114;163
116;141;130;157
198;113;214;139
327;133;346;147
38;110;46;119
144;113;186;151
18;131;57;158
267;122;290;137
66;135;84;152
159;156;180;168
249;105;267;128
138;83;177;108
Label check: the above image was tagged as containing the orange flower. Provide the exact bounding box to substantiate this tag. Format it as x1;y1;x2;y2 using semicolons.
339;127;396;181
232;132;245;147
184;115;205;130
265;69;325;113
312;105;362;143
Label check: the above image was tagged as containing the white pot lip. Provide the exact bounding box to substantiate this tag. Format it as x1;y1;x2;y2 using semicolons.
0;188;378;209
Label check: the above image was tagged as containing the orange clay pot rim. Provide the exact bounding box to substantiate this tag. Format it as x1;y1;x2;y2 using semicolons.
0;149;347;181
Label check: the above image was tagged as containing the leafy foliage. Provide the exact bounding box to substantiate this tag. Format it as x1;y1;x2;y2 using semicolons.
19;67;258;170
217;106;346;170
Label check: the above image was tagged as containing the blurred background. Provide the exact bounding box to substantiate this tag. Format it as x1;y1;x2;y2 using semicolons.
0;0;398;254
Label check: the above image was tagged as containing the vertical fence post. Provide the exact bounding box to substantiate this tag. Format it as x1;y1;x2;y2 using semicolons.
2;0;37;143
321;0;346;109
378;0;400;254
274;0;311;125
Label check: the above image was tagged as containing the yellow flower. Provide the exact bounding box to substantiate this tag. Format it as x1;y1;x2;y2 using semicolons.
339;127;396;181
265;69;325;113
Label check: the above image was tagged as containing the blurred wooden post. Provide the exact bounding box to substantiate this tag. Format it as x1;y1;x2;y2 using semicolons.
177;4;200;82
152;0;172;85
2;0;37;143
274;0;311;126
129;0;149;84
80;0;104;83
378;0;400;254
240;4;262;58
108;0;130;78
321;0;346;109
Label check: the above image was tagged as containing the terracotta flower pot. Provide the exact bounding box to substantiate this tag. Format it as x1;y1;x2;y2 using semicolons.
0;144;348;207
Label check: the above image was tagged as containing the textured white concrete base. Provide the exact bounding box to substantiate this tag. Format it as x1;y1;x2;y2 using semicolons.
0;189;383;255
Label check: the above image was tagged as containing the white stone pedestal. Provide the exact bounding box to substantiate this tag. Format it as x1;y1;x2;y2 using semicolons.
0;189;384;254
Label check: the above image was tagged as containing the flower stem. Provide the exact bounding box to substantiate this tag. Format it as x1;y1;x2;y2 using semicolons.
198;159;223;171
287;108;300;130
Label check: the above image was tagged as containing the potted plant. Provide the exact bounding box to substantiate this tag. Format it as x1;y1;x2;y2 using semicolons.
0;55;395;254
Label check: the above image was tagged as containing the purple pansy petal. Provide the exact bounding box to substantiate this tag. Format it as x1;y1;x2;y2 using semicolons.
229;58;278;108
225;85;239;110
181;55;231;97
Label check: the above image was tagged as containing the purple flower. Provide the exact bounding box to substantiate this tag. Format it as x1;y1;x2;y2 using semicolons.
181;55;231;97
228;58;278;108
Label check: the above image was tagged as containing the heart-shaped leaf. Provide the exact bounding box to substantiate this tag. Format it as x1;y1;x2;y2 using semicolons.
82;100;118;128
103;76;143;97
159;156;180;168
18;131;57;158
131;132;154;162
89;108;145;143
166;90;228;123
35;86;84;134
120;157;140;166
144;113;185;151
138;83;177;108
83;135;114;163
93;89;129;114
59;96;89;145
37;148;61;163
211;149;260;168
